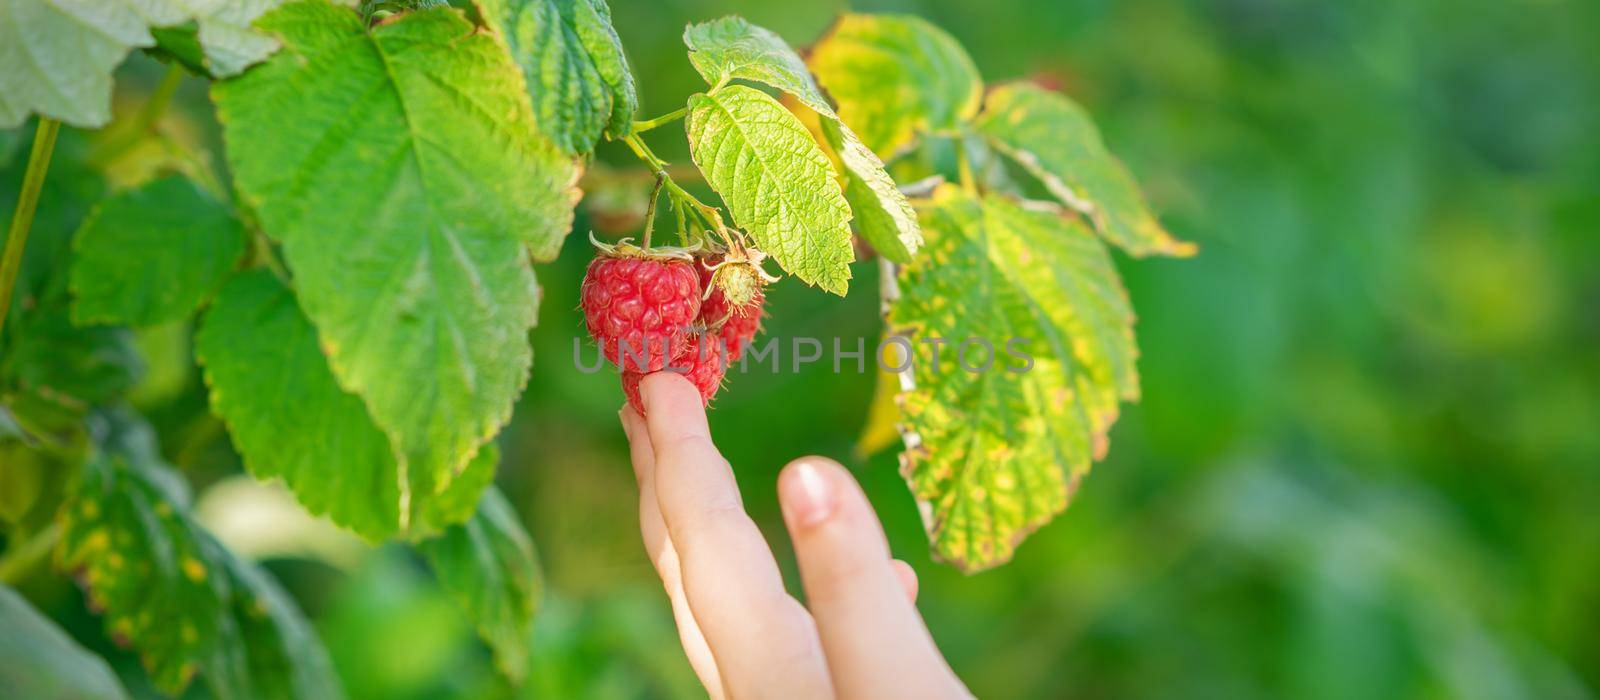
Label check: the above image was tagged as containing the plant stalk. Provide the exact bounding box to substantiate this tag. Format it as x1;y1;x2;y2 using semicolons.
89;64;184;166
641;175;664;248
621;133;726;241
631;107;687;133
0;118;62;342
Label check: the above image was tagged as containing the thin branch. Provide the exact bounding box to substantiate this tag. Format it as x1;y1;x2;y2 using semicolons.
0;118;62;341
641;175;664;248
631;106;687;133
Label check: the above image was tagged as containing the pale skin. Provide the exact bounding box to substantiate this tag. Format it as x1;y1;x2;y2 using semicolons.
620;372;972;699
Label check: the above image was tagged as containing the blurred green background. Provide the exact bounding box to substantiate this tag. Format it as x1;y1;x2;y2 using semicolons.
7;0;1600;697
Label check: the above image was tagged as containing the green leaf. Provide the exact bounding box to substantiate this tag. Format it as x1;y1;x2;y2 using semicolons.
69;175;245;327
684;16;831;115
417;488;542;683
1;126;108;320
976;83;1196;258
888;188;1137;571
0;583;130;700
820;119;922;262
476;0;637;153
197;270;497;541
0;128;21;166
56;453;343;698
0;130;140;410
808;13;982;157
686;85;854;294
181;1;294;78
0;0;288;127
1;312;141;407
0;0;153;128
213;2;579;493
683;16;921;262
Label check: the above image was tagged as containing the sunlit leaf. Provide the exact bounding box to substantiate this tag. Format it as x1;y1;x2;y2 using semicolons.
684;16;920;262
977;83;1195;257
197;271;497;541
476;0;636;153
820;119;922;262
808;13;982;157
417;488;542;683
0;583;129;700
685;15;830;114
686;85;854;294
69;175;244;327
889;187;1137;571
56;452;342;698
213;2;579;493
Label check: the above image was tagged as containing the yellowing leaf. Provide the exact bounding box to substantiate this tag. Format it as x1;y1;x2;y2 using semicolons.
213;2;580;492
977;83;1196;257
808;13;982;157
686;85;854;294
889;187;1138;571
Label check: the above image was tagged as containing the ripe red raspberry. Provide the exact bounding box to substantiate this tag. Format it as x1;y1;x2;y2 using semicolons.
582;250;700;373
697;256;766;361
621;335;729;416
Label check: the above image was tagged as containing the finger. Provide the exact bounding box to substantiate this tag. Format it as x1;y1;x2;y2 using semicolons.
892;559;918;603
779;458;969;699
639;373;831;697
622;407;723;696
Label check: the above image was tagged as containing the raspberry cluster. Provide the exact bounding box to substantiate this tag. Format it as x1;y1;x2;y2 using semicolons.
582;246;766;416
581;254;701;372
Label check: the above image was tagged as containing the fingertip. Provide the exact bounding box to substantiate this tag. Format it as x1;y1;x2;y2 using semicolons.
639;372;714;450
778;457;848;530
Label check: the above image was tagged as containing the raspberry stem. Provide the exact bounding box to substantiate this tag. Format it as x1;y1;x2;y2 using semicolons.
631;107;687;133
621;132;743;251
641;175;664;248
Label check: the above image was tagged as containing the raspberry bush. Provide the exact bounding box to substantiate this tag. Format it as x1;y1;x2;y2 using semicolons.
0;1;1189;695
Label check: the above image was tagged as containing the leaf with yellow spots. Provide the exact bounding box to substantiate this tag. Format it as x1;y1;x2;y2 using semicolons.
888;187;1138;571
976;83;1196;258
56;454;342;698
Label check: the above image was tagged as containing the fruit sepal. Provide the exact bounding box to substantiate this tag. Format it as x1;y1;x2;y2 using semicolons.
588;231;702;261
